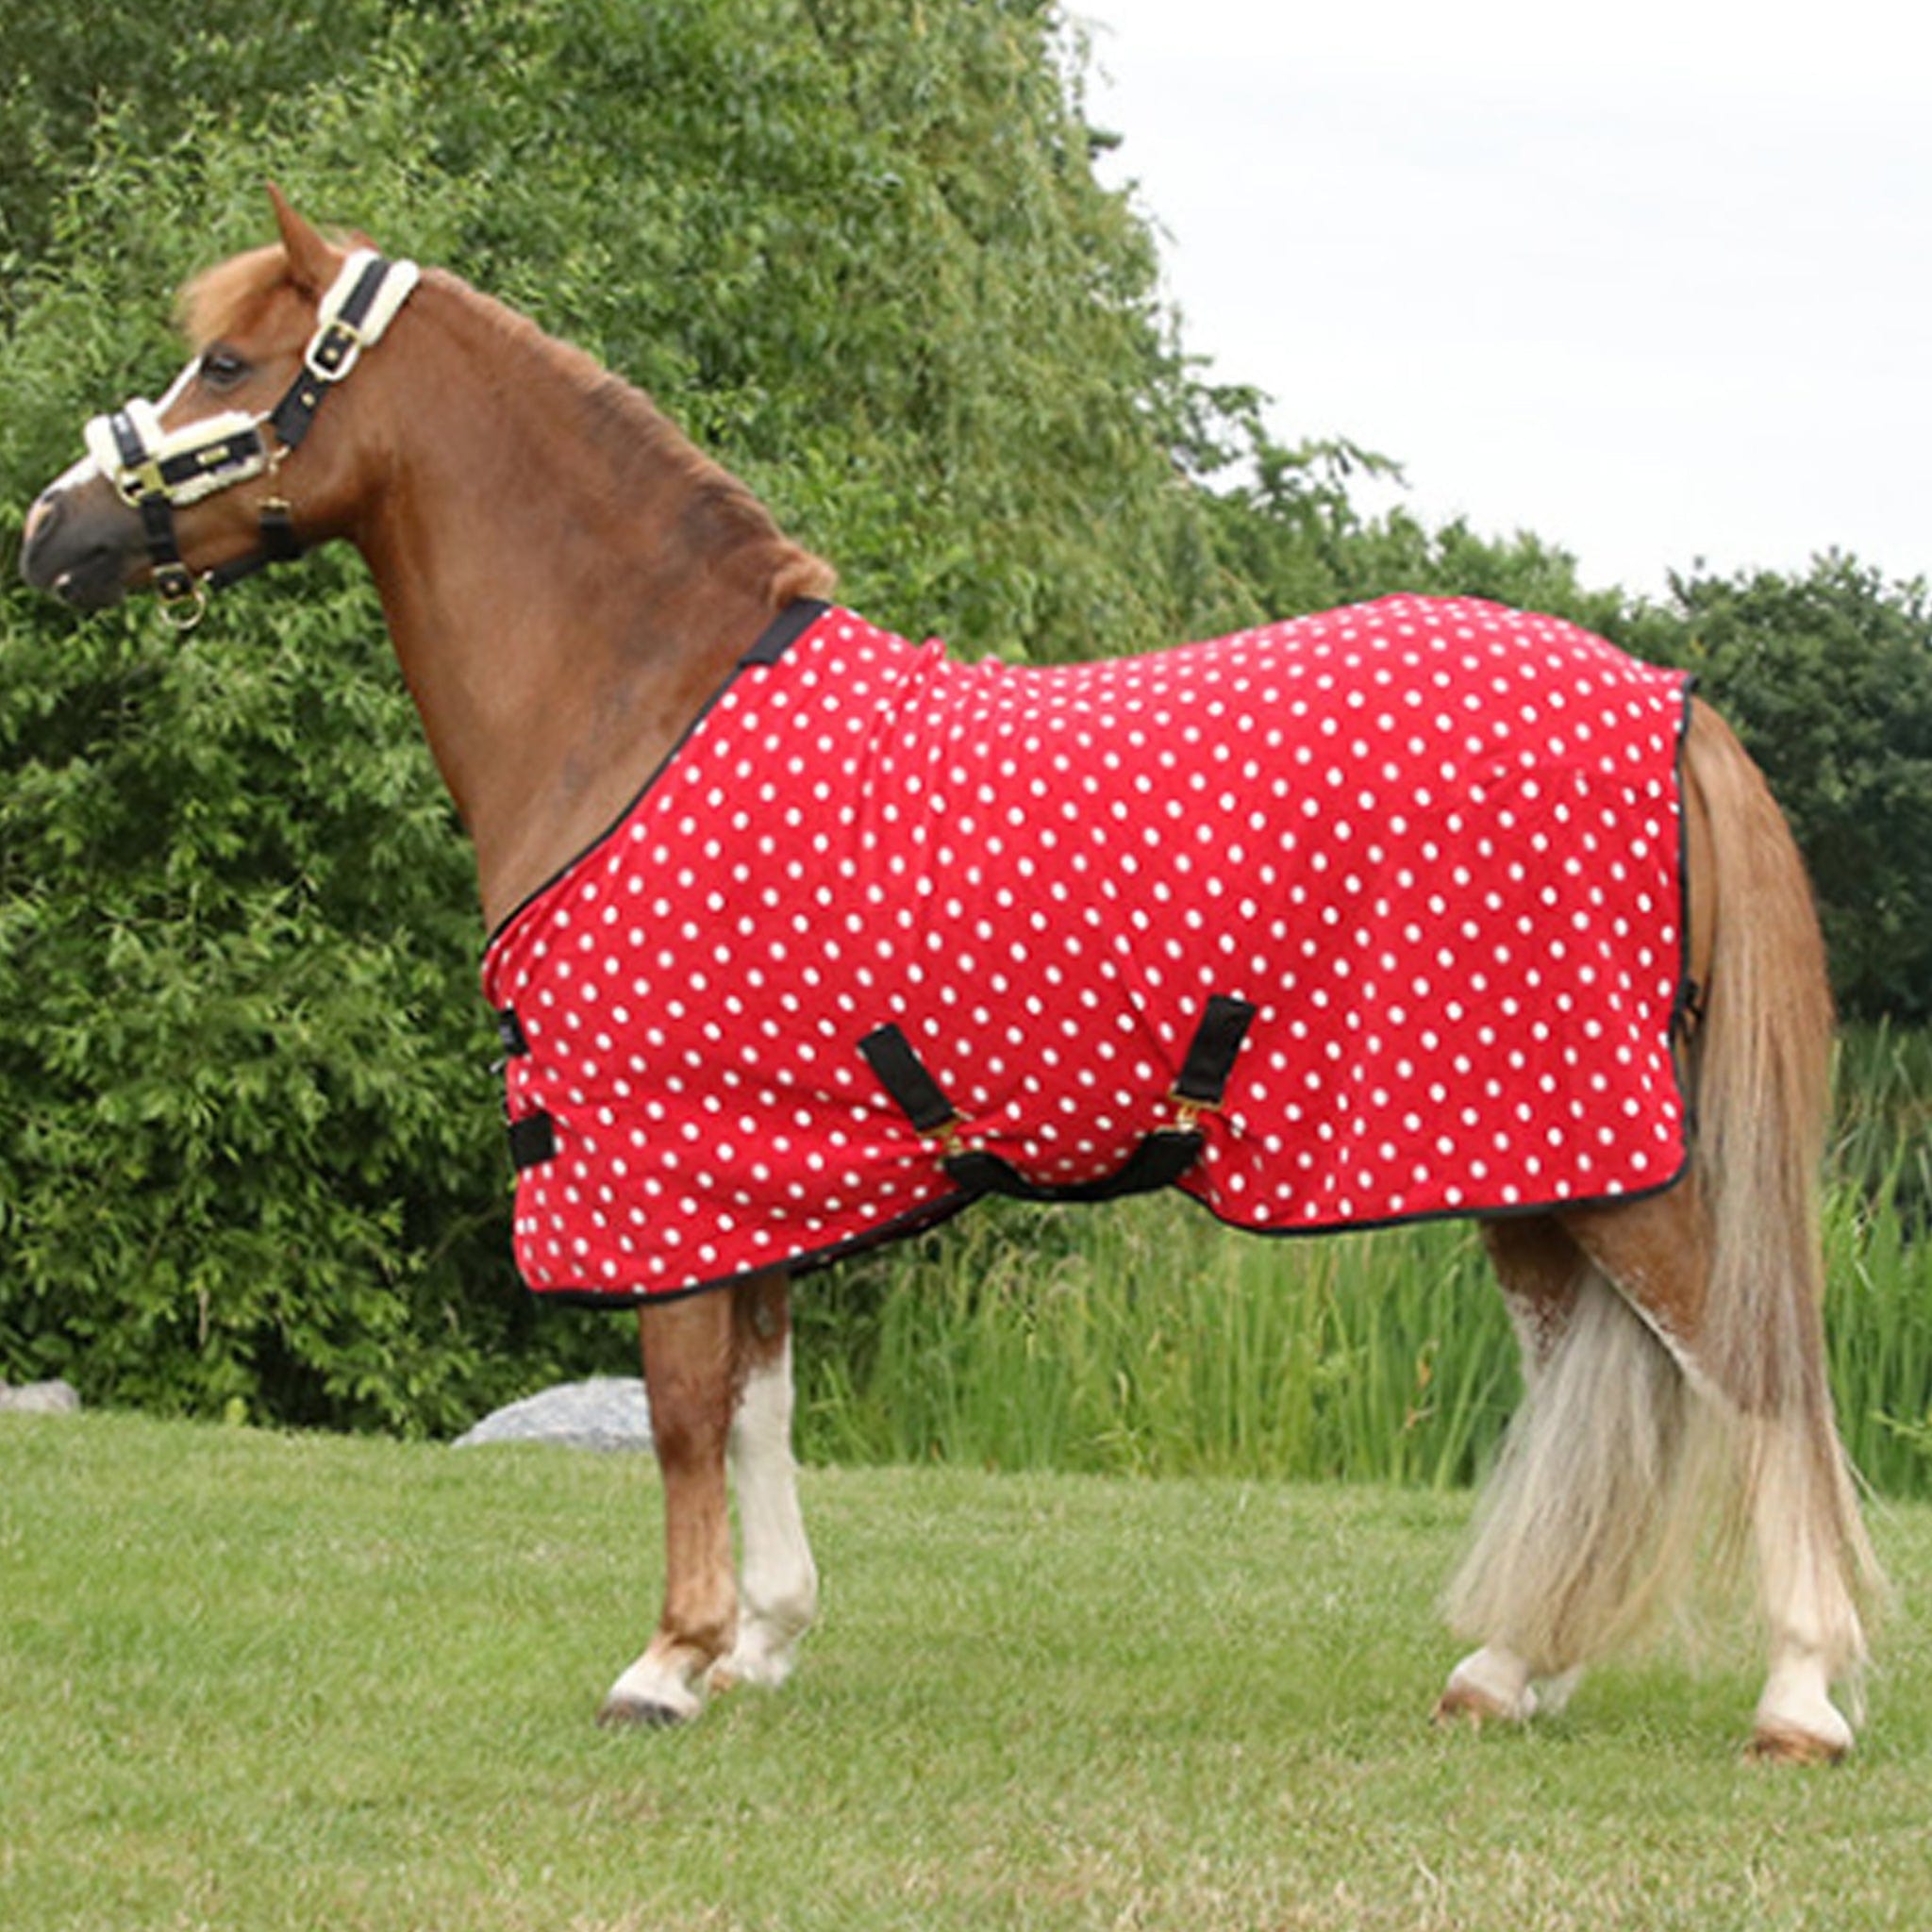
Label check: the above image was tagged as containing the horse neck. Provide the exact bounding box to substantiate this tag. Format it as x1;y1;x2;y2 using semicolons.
351;273;828;932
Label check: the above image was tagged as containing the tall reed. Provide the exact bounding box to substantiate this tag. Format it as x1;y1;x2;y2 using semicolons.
796;1201;1518;1487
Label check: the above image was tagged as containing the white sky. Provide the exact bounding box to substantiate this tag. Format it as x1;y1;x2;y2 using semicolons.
1072;0;1931;601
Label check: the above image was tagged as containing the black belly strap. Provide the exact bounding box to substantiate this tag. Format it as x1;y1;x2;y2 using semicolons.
859;993;1257;1206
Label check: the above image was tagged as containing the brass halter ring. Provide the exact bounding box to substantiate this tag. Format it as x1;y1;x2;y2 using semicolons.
157;571;210;632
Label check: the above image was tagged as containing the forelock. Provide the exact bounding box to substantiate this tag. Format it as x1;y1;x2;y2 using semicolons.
175;244;306;348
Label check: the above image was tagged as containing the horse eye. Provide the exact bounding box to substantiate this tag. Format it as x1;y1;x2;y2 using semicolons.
200;346;251;391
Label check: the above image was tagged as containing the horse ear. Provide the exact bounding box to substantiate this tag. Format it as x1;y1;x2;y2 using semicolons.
267;183;342;294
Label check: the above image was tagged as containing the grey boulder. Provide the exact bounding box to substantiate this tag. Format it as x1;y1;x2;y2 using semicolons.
453;1377;653;1452
0;1380;81;1415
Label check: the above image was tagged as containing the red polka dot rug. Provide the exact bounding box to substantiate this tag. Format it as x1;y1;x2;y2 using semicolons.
482;595;1694;1300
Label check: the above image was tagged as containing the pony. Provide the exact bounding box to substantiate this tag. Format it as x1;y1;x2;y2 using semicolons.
20;190;1881;1758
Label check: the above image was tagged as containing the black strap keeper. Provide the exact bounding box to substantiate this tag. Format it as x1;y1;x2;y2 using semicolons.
507;1111;557;1171
258;502;304;563
497;1008;531;1057
1174;993;1258;1107
859;1024;959;1135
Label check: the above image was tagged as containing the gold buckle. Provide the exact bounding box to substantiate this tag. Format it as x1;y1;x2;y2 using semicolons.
306;317;364;382
117;458;165;506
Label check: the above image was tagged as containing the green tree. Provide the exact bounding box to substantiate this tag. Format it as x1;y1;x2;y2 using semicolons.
1674;555;1932;1022
1197;412;1686;666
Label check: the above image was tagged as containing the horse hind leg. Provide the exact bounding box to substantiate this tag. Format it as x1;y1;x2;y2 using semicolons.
1448;700;1882;1758
1745;1412;1871;1762
1437;1213;1665;1730
1563;1186;1877;1762
1447;1177;1873;1760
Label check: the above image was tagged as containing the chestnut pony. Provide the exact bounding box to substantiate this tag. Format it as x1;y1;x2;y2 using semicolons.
22;193;1880;1758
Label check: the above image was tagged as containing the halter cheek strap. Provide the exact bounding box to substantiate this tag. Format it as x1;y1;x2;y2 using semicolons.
81;249;420;627
268;249;421;454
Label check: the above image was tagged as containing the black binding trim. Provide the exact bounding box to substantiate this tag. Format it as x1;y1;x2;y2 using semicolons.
742;596;830;666
497;1008;531;1058
508;1111;557;1171
861;996;1257;1207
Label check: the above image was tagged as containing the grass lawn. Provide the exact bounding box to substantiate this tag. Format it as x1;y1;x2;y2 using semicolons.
3;1412;1928;1931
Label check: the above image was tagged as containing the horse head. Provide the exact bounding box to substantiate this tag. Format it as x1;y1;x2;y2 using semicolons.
20;187;417;627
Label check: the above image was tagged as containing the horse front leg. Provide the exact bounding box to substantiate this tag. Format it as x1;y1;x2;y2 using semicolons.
599;1287;738;1726
711;1270;818;1694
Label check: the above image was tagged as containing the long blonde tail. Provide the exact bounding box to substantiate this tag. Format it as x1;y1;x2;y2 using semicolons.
1682;699;1881;1686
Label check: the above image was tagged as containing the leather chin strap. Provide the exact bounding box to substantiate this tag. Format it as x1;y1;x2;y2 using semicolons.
85;249;420;628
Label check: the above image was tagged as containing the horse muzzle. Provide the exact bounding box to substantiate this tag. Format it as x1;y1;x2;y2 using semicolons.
20;474;143;611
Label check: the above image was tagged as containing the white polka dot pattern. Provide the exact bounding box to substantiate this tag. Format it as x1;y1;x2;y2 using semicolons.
481;597;1692;1297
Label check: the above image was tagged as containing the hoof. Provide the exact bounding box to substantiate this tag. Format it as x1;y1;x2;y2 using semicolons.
1433;1681;1517;1730
1434;1647;1540;1730
598;1653;706;1729
706;1635;800;1697
1750;1667;1855;1765
596;1694;693;1730
1745;1723;1850;1767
